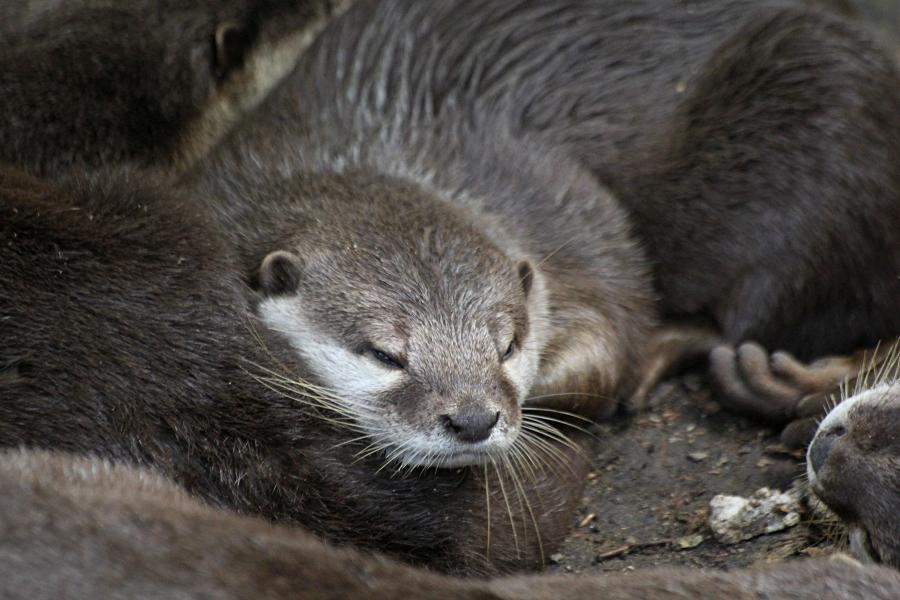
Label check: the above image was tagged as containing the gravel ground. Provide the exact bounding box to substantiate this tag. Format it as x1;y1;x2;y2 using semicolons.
553;374;841;574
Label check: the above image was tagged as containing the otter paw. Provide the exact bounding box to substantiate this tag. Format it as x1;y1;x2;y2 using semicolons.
709;342;851;433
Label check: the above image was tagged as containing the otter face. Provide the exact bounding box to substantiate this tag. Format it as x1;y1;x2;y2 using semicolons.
807;380;900;568
255;223;547;469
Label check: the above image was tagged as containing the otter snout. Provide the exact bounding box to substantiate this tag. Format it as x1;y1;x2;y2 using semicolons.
808;424;846;476
440;409;500;443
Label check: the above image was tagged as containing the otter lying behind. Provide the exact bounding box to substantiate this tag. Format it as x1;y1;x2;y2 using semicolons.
2;449;899;600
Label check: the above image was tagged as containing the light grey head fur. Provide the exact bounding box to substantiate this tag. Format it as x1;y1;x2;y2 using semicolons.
255;173;549;468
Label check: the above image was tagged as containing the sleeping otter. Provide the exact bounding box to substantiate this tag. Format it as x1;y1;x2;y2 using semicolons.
189;0;900;459
3;449;899;599
198;138;654;467
0;164;585;574
3;0;898;578
0;0;350;177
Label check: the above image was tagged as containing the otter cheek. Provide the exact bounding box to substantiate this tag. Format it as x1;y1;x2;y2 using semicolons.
502;347;537;405
494;377;522;444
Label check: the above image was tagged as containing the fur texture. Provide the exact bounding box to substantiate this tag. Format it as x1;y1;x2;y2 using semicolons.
2;449;899;599
0;0;350;177
0;165;585;574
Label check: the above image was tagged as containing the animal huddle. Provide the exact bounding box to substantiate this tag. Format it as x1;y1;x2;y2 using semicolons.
1;0;899;598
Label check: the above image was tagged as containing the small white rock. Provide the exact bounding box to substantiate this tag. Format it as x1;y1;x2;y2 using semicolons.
708;487;802;544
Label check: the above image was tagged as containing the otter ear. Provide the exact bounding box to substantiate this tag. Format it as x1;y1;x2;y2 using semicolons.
259;250;303;296
212;21;252;81
517;261;534;297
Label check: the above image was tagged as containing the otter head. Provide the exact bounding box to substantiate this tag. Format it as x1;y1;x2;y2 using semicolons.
807;376;900;568
255;188;547;468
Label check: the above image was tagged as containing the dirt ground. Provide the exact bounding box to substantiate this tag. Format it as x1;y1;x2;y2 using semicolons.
553;373;839;574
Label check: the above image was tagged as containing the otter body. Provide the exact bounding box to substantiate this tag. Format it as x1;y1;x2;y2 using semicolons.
2;449;899;599
0;165;584;574
0;0;350;177
3;0;899;580
191;0;899;454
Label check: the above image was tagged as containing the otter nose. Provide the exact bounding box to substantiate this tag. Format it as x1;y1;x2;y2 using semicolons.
441;409;499;443
808;424;846;475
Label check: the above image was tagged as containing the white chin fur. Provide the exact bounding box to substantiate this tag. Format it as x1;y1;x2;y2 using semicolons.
399;446;504;469
385;427;519;469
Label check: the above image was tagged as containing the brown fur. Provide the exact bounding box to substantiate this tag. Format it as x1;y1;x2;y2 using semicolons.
0;0;350;177
190;0;899;434
2;449;899;599
0;164;585;574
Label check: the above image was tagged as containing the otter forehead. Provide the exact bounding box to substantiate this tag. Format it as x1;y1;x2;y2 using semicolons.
293;223;528;333
817;382;900;434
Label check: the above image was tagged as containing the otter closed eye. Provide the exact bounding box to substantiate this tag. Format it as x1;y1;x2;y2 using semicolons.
252;196;550;470
502;338;517;362
367;347;405;370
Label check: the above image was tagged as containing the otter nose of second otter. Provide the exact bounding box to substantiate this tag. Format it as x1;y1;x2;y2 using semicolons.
808;424;847;475
441;410;500;443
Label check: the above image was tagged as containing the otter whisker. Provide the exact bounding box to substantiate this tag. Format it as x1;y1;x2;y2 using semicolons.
502;455;528;548
507;440;539;481
504;454;545;564
246;361;362;407
484;462;491;560
515;430;560;475
519;428;566;468
245;370;351;411
518;430;576;477
517;439;550;477
376;441;411;475
521;413;596;438
248;375;371;433
242;358;356;406
520;419;585;456
327;433;376;452
257;378;370;419
521;424;583;457
353;439;396;464
521;405;599;424
534;238;574;269
525;392;609;403
490;456;520;558
250;370;379;421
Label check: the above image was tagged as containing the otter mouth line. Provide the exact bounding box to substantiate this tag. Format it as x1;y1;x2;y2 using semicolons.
389;444;513;470
365;430;524;471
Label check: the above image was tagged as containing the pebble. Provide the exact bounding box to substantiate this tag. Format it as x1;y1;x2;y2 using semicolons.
708;487;802;544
